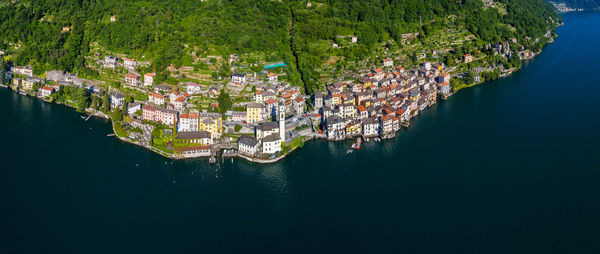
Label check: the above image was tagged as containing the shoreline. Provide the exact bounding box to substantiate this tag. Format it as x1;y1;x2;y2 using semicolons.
1;33;558;165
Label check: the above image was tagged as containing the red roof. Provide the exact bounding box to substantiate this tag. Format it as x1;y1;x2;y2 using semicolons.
125;73;139;79
174;96;186;102
42;86;54;91
357;105;367;112
381;115;393;121
145;73;155;77
265;98;278;105
294;97;304;103
180;113;199;119
149;92;164;99
266;72;277;77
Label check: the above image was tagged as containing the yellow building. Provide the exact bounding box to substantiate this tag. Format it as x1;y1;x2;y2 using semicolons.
331;94;342;106
246;102;265;123
198;113;223;139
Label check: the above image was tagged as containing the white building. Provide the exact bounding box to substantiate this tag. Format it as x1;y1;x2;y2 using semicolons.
104;56;117;69
178;113;199;132
127;102;142;115
11;66;33;76
186;83;203;95
41;86;55;97
125;73;141;87
123;58;137;71
255;122;279;140
266;72;278;83
278;103;286;141
238;135;260;156
173;96;187;111
110;92;125;110
262;134;281;154
361;118;379;137
230;73;246;84
383;58;394;67
149;92;165;105
144;73;155;87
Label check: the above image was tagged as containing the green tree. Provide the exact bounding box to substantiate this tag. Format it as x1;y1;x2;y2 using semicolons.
216;89;232;113
112;108;123;122
101;93;110;112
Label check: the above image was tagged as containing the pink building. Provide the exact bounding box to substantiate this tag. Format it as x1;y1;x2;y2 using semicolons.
142;105;177;126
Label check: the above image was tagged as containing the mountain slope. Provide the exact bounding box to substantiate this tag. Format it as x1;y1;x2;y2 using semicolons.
0;0;559;91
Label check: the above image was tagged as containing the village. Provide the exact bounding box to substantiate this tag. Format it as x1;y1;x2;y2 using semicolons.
5;54;459;163
2;25;547;163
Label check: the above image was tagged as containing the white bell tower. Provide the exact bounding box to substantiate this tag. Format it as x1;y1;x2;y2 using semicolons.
279;103;285;141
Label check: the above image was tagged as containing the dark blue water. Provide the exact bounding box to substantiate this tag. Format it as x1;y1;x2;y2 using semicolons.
2;12;600;254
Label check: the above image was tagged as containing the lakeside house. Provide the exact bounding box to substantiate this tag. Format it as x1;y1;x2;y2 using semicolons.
262;134;282;154
21;78;41;91
173;146;211;158
110;92;125;110
142;105;177;126
174;131;213;146
41;86;55;97
238;135;260;156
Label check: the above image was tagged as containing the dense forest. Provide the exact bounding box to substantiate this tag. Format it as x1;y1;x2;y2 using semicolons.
0;0;559;92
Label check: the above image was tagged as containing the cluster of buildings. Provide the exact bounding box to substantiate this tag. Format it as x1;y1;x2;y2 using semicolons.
237;104;286;158
315;61;453;140
102;56;137;71
241;84;305;123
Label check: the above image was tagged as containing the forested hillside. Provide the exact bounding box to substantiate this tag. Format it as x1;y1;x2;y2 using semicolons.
0;0;559;92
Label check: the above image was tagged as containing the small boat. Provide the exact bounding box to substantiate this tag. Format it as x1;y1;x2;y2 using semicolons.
354;137;362;150
209;156;216;163
80;115;86;119
346;149;353;154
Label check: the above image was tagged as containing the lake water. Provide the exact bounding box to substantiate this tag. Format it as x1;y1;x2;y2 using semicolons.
1;12;600;254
